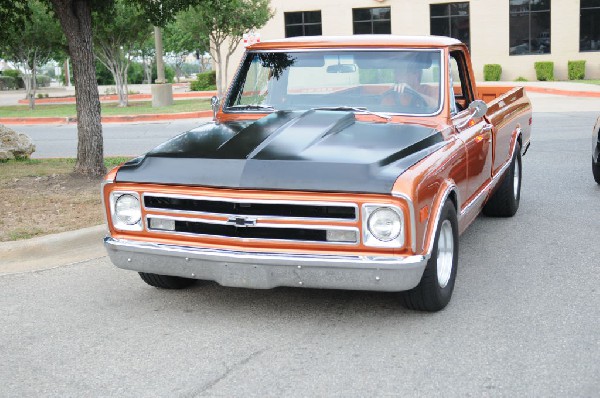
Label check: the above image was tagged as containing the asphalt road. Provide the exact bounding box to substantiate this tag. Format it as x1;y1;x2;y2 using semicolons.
1;111;599;397
16;119;205;158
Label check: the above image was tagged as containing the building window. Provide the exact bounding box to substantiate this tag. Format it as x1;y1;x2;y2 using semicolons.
284;11;322;38
509;0;551;55
581;0;600;51
430;3;470;49
353;7;391;34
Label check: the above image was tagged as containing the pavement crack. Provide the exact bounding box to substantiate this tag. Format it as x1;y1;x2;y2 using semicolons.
183;347;268;397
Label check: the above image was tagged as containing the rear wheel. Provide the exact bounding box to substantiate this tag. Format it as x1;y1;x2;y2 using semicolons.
138;272;197;289
483;142;522;217
400;201;458;312
593;158;600;184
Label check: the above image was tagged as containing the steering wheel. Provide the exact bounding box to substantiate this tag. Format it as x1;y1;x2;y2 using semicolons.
382;84;429;110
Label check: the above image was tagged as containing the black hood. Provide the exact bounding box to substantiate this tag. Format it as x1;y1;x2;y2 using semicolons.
116;110;446;194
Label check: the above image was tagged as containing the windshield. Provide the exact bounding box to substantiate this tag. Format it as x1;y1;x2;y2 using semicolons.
225;50;443;116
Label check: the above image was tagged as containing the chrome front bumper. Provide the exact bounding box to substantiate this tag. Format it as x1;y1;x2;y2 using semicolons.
104;237;428;292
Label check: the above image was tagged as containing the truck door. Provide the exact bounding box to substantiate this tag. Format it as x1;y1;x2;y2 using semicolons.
449;51;494;206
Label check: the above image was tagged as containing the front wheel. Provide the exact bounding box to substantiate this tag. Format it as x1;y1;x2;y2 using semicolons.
138;272;197;289
400;201;458;312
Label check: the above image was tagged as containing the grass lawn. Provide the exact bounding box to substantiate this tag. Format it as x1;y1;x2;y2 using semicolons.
0;157;129;241
0;99;211;118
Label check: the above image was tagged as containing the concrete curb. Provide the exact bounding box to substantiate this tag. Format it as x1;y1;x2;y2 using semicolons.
16;90;217;105
0;225;107;275
0;110;213;125
524;86;600;97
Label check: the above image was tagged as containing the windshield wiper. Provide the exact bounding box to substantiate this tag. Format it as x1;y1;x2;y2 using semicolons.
311;106;391;121
228;104;276;111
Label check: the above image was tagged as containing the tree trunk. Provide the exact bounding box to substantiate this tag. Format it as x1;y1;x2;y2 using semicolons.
50;0;105;176
215;50;223;97
29;65;37;110
112;69;127;107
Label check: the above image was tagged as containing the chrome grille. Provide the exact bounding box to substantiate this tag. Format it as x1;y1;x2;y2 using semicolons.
143;194;357;220
142;193;359;245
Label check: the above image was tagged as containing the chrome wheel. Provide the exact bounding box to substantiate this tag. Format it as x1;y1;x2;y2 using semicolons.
513;156;520;199
436;219;454;288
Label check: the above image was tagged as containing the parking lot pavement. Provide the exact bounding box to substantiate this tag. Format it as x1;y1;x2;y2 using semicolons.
1;111;599;396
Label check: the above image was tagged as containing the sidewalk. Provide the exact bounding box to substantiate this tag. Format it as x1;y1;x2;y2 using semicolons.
0;225;107;275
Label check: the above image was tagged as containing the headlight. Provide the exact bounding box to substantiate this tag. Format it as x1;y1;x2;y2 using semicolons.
111;192;142;231
363;205;404;247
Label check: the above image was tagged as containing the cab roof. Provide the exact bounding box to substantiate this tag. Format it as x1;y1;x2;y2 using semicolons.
248;35;463;51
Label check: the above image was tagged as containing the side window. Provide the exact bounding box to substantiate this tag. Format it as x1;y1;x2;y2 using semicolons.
449;51;473;112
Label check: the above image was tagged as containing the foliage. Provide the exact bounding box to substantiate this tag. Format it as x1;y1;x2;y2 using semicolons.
483;64;502;81
514;76;528;82
0;76;17;90
568;60;586;80
0;0;64;108
534;61;554;81
36;75;51;87
96;60;114;85
0;0;30;31
177;0;273;95
2;70;25;88
163;7;210;82
190;71;216;91
93;0;153;106
127;62;145;84
132;0;198;27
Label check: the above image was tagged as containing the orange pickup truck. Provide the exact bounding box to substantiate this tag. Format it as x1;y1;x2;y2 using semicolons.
103;36;532;311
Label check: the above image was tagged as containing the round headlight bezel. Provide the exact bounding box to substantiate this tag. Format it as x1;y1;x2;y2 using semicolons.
111;192;142;230
363;205;405;248
367;207;402;242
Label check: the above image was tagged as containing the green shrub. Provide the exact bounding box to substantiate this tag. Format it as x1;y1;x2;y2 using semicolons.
36;75;51;87
0;76;16;90
483;64;502;81
96;61;114;85
37;93;44;98
568;60;586;80
127;62;145;84
514;76;528;82
3;69;24;88
534;61;554;81
190;70;217;91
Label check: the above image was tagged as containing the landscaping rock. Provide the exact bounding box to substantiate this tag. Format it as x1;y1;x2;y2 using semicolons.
0;124;36;160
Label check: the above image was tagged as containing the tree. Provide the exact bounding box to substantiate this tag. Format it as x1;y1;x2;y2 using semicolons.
177;0;273;97
164;14;209;82
3;0;200;176
0;0;63;109
93;1;152;107
48;0;112;176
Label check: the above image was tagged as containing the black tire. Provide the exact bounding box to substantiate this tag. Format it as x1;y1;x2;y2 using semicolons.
483;142;522;217
593;158;600;184
400;201;458;312
138;272;197;289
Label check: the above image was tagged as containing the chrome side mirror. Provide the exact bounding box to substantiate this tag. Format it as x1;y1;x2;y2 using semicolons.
468;100;488;119
211;96;220;121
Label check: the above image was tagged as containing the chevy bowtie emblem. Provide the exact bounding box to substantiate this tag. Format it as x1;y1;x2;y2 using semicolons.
227;216;256;227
